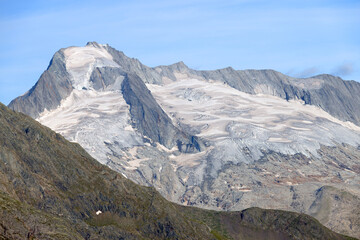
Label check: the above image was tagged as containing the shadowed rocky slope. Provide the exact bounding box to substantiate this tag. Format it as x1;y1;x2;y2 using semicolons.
121;72;205;152
0;103;355;239
8;50;73;118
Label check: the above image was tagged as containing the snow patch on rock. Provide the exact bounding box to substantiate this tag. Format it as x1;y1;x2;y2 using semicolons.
37;89;144;165
64;45;119;90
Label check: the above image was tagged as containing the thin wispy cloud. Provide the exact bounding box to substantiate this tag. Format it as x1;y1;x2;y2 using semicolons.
294;67;319;78
332;62;354;77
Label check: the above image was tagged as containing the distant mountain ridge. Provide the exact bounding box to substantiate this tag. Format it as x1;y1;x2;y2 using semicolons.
9;42;360;126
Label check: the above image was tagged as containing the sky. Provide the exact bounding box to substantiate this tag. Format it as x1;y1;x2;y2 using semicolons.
0;0;359;105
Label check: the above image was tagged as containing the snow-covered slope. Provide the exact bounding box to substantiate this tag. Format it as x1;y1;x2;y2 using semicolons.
37;89;143;166
147;78;360;161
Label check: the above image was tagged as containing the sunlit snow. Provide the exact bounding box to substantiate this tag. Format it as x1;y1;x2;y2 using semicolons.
64;45;119;90
147;78;360;162
37;89;144;165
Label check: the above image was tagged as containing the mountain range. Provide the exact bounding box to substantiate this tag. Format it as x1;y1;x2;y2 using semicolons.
7;42;360;238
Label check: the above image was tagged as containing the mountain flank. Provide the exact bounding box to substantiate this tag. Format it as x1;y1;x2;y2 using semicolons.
0;103;355;239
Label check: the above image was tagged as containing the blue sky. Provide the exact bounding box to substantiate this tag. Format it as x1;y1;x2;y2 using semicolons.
0;0;359;105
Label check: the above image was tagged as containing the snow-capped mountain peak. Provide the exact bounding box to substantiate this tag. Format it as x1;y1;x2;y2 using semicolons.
8;42;360;238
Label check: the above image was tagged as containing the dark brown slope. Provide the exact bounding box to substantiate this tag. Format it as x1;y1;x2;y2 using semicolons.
0;103;354;240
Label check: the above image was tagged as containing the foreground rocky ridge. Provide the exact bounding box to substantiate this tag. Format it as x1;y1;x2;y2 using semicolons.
1;103;353;240
7;42;360;238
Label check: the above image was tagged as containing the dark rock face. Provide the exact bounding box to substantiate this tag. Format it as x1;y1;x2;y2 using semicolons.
89;67;127;91
307;74;360;125
121;73;204;152
8;50;73;119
